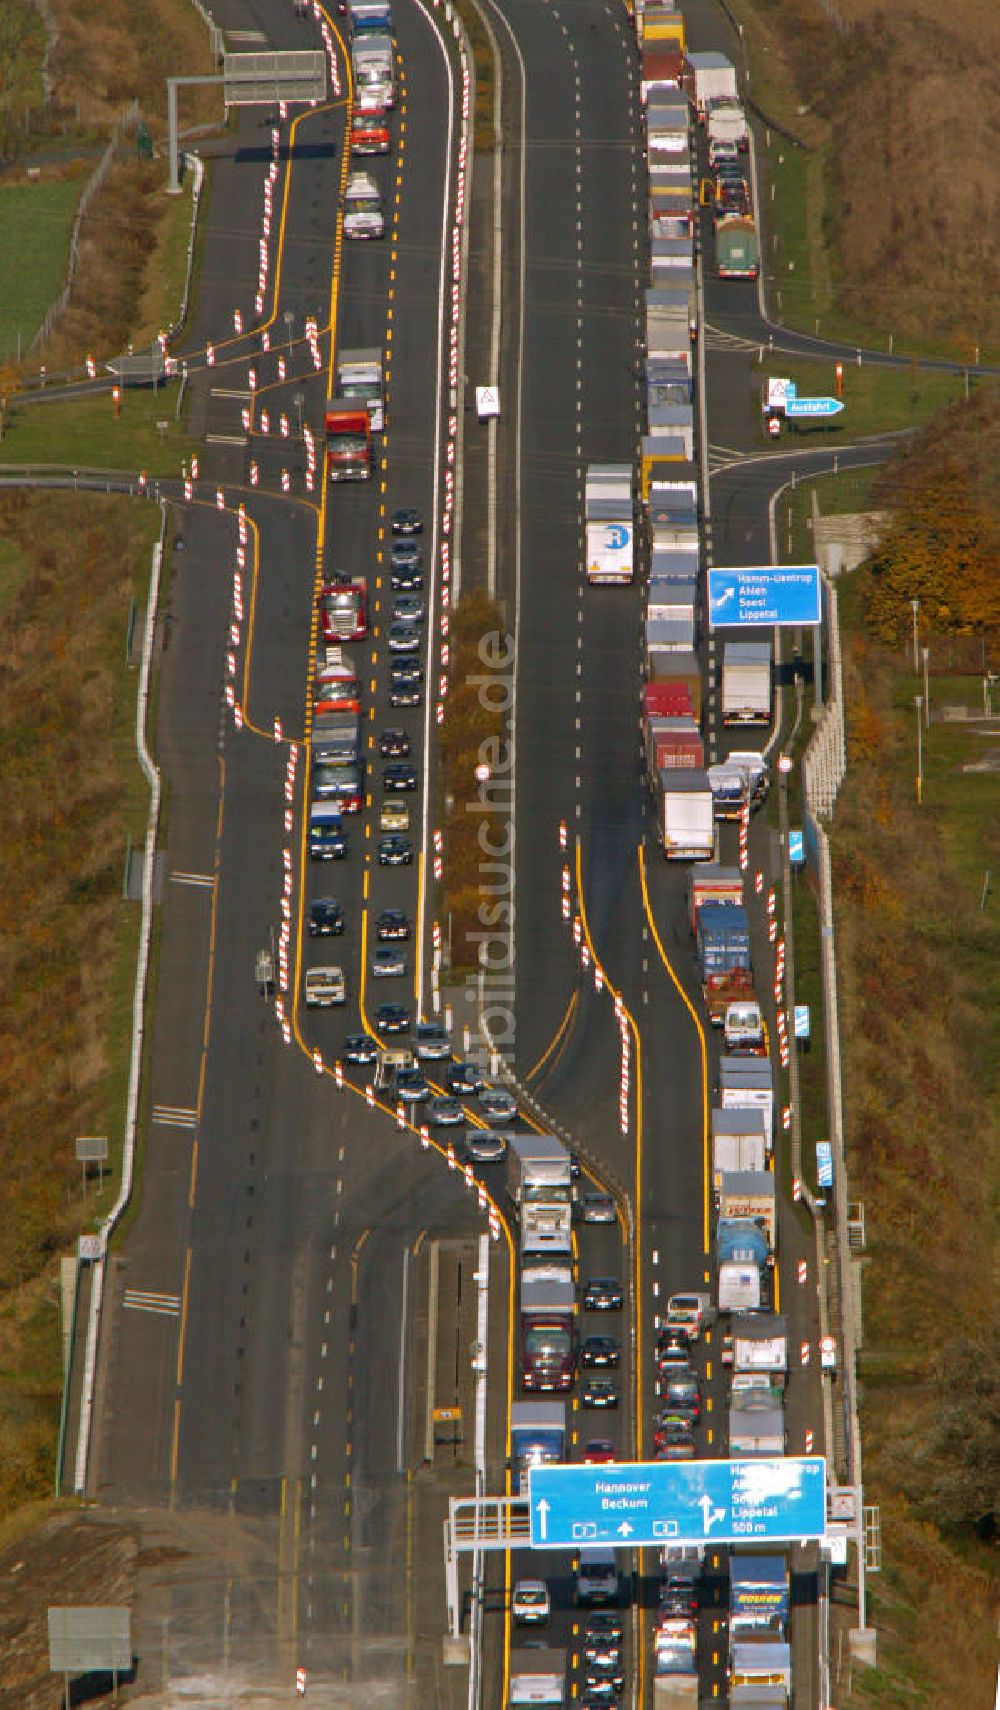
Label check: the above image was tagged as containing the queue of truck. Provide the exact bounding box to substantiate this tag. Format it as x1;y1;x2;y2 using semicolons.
626;16;774;854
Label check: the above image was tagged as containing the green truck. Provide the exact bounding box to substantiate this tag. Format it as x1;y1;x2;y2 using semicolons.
716;215;759;280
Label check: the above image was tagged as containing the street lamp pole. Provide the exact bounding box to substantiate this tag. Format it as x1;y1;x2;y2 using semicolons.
922;646;930;727
910;598;920;672
914;695;924;803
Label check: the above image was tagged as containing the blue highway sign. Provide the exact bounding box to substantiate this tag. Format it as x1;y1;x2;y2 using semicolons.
708;565;822;628
794;1005;811;1040
816;1142;834;1187
527;1457;827;1550
788;829;805;865
784;395;844;419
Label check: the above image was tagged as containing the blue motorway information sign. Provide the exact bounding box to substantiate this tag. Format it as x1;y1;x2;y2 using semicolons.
527;1458;827;1550
708;565;821;629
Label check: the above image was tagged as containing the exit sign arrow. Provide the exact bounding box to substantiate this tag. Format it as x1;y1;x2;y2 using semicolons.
535;1498;550;1542
784;396;844;418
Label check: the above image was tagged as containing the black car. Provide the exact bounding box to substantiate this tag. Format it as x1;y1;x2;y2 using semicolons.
379;727;411;758
390;539;423;570
308;898;344;936
390;562;424;592
383;762;418;792
376;908;410;941
391;507;423;536
658;1588;697;1620
584;1613;624;1651
582;1375;619;1409
372;946;406;978
584;1658;625;1694
569;1150;581;1179
390;657;423;685
583;1277;624;1312
378;834;413;866
655;1331;690;1372
342;1033;378;1065
581;1336;620;1370
309;821;349;860
396;1067;431;1103
447;1060;483;1096
577;1688;620;1710
389;682;421;708
653;1412;696;1456
375;1002;411;1035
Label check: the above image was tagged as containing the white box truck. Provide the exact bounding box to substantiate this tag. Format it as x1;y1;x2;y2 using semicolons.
335;347;384;432
722;641;772;725
657;768;715;860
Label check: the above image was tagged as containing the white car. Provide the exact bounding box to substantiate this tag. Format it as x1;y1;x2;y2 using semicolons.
478;1085;517;1124
512;1579;551;1625
304;966;346;1007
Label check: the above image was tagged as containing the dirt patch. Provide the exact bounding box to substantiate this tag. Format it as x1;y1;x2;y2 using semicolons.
0;1510;139;1708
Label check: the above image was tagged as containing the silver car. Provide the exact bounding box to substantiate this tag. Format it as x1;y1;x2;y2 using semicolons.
464;1127;507;1163
478;1086;517;1124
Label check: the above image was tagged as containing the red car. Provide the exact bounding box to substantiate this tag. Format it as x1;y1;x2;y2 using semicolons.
583;1439;617;1465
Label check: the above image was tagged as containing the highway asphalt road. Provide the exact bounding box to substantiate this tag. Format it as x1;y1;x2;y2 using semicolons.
467;0;908;1702
74;0;904;1696
89;0;514;1698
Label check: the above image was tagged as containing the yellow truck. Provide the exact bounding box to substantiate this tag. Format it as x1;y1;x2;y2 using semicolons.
639;7;686;51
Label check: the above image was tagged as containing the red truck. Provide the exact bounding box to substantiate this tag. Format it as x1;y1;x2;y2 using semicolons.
644;680;696;721
645;714;705;780
318;577;368;644
325;402;372;481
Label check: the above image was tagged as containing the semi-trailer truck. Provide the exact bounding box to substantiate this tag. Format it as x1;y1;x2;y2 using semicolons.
585;464;634;585
520;1266;576;1392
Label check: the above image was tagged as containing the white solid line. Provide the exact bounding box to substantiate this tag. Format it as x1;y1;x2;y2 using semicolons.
414;0;456;1020
206;434;248;447
397;1244;411;1473
170;870;215;888
209;388;251;400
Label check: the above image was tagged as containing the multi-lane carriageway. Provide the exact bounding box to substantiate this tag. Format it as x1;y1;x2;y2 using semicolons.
79;0;832;1701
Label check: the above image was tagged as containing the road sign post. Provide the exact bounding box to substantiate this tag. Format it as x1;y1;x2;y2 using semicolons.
527;1458;827;1550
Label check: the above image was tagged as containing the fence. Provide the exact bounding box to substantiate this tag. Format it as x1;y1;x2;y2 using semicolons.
29;99;142;354
801;576;862;1490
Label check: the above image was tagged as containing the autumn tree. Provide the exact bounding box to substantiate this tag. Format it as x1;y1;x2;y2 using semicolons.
863;459;1000;644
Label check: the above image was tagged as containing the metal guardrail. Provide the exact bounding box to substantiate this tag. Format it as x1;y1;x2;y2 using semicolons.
73;501;168;1493
801;574;870;1634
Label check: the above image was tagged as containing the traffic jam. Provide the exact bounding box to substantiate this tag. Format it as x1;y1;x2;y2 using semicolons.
508;4;805;1709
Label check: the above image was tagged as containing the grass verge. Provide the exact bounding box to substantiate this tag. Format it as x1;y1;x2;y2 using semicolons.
0;169;89;364
752;357;988;441
0;387;198;474
131;172;199;349
0;492;163;1510
768;460;999;1707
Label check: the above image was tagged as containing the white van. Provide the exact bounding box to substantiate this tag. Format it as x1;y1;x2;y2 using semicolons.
344;171;384;240
576;1547;619;1606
